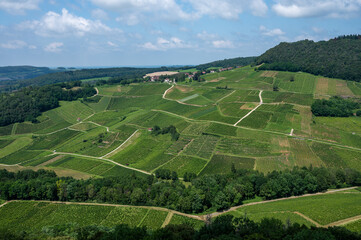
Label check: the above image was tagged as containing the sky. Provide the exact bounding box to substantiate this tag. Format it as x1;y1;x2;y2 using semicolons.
0;0;360;67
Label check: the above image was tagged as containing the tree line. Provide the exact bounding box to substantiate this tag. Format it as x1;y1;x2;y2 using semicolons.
311;96;360;117
0;166;360;213
196;56;257;71
0;81;96;126
256;35;361;82
2;215;360;240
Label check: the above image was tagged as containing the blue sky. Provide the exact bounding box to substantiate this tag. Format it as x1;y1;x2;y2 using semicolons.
0;0;360;67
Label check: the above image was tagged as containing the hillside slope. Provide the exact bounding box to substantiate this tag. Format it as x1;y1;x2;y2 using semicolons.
196;56;256;70
256;35;361;82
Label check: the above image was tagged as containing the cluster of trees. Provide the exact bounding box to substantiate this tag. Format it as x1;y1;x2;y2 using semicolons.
2;215;360;240
196;56;257;70
256;35;361;82
154;169;178;180
152;125;180;141
0;82;96;126
1;166;360;213
311;96;360;117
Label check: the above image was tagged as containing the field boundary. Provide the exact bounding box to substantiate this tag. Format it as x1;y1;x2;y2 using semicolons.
102;129;139;158
233;90;263;126
1;186;358;226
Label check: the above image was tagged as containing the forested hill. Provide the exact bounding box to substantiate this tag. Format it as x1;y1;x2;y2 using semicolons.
196;56;257;70
0;66;63;81
256;35;361;82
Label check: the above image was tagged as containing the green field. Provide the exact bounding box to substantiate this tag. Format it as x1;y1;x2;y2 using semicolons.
0;66;360;181
229;192;361;227
0;201;203;233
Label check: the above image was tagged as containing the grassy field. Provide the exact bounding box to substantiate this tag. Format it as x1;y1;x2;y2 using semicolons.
229;192;361;226
0;66;359;179
0;201;204;233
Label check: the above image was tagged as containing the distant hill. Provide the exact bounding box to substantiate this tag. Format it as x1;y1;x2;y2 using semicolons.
0;66;62;81
196;56;257;70
0;67;170;92
256;35;361;82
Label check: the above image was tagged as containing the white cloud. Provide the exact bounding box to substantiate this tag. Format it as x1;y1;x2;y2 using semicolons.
92;8;109;20
187;0;268;19
0;0;41;14
1;40;27;49
197;31;218;41
107;41;117;47
44;42;63;52
21;8;112;37
92;0;268;23
92;0;190;22
116;14;140;26
141;37;192;51
260;25;285;36
212;40;234;48
272;0;361;18
312;27;323;33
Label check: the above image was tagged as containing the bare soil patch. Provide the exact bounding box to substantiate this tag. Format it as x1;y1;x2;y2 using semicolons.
240;103;257;110
315;78;329;96
336;80;355;97
209;77;225;82
261;71;278;78
145;71;179;77
39;155;64;167
176;85;193;93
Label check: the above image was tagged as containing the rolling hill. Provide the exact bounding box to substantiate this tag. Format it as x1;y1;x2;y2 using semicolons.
256;35;361;82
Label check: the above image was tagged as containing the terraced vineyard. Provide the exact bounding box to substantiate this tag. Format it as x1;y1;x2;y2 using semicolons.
0;201;204;233
0;188;360;234
0;66;360;179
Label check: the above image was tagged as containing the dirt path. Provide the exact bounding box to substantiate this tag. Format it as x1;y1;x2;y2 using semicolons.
52;151;151;175
163;85;174;99
0;201;9;208
162;85;205;107
326;214;361;227
162;212;174;227
151;109;361;153
1;187;358;225
208;187;358;218
233;90;263;126
216;90;236;103
102;130;139;158
86;121;110;132
294;211;321;227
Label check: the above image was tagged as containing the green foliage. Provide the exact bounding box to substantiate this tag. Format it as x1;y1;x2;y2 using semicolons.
196;56;256;70
154;169;178;180
256;36;361;82
311;96;359;117
0;83;96;126
152;125;180;141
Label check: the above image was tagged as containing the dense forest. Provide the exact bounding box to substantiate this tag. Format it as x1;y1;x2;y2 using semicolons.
0;166;360;213
196;56;256;70
256;35;361;82
311;96;360;117
2;215;360;240
0;81;96;126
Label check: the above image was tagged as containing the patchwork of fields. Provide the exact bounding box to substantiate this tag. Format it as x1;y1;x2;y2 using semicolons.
0;67;360;178
0;201;204;233
1;188;360;234
0;66;361;233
